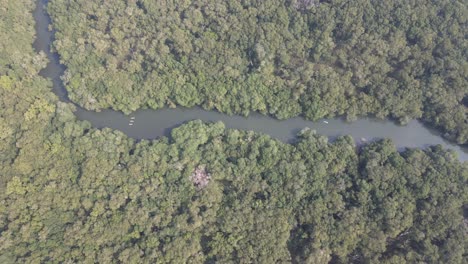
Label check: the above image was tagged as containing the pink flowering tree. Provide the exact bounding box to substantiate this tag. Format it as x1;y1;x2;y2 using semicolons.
190;166;211;189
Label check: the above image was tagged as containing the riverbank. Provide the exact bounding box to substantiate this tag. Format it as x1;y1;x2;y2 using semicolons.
33;0;468;161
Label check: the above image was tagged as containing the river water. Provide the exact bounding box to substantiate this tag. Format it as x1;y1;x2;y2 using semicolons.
33;0;468;161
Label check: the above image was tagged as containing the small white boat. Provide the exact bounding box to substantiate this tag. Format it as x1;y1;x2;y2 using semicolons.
323;120;329;124
130;117;135;119
129;123;134;126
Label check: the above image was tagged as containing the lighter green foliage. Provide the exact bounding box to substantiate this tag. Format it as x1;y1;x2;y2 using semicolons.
6;176;27;195
0;75;14;90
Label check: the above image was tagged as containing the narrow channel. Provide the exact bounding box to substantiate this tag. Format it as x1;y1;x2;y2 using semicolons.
33;0;468;161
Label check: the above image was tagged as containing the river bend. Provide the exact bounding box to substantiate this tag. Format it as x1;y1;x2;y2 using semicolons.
32;0;468;161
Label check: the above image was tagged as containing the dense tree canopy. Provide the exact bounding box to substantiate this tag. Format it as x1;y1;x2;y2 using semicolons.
48;0;467;144
0;0;466;263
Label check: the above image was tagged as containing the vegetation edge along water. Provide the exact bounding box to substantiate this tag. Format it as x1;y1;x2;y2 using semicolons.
47;0;467;145
33;0;468;160
0;0;466;263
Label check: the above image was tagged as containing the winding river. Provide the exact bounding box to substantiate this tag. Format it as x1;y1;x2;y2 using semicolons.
33;0;468;161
